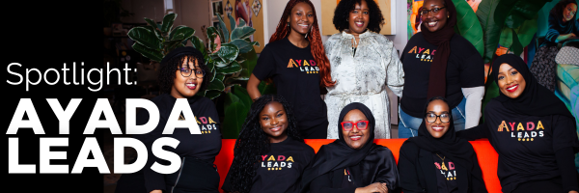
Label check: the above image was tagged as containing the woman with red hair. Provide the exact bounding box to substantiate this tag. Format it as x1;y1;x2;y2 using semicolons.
247;0;333;139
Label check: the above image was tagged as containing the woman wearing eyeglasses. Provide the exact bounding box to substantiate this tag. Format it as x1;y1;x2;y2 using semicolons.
398;0;485;138
115;47;222;193
301;102;399;193
398;96;487;193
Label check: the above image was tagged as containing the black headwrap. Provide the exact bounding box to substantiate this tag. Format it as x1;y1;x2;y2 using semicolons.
301;103;398;191
405;97;483;192
421;0;457;99
491;54;574;119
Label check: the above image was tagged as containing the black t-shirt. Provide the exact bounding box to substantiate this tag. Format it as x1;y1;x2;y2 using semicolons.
252;37;328;137
482;100;579;193
400;33;484;117
432;153;459;193
222;138;315;193
340;168;357;189
118;94;222;192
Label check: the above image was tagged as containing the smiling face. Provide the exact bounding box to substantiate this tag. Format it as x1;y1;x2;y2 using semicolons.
421;0;449;32
259;101;289;143
497;63;527;99
341;109;371;150
171;57;203;98
424;99;451;139
348;0;370;36
287;2;314;36
563;3;577;22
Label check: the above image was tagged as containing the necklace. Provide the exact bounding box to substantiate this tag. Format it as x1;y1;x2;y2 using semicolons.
436;153;448;171
351;37;359;57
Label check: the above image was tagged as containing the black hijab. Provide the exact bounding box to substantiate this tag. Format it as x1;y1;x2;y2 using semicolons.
421;0;457;99
491;54;574;119
405;97;485;193
301;103;395;191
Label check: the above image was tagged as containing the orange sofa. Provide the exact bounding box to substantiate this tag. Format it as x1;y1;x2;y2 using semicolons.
214;139;501;193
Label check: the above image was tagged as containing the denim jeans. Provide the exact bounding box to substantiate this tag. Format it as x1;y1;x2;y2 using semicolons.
398;97;466;138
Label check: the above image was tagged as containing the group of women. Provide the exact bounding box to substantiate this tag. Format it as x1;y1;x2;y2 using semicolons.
114;0;579;193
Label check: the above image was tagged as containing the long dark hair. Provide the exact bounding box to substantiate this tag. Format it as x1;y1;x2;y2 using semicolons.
551;0;578;22
227;95;303;193
270;0;335;87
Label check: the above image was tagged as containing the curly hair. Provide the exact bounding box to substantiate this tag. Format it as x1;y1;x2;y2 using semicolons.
227;94;304;193
270;0;335;87
157;49;209;94
333;0;385;33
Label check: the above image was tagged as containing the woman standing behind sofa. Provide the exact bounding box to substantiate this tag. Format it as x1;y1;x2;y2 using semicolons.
246;0;333;139
324;0;404;139
398;96;487;193
398;0;485;138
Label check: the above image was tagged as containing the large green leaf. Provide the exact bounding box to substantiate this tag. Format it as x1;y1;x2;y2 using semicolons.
239;49;258;78
452;0;484;56
206;26;222;52
515;14;539;48
191;36;205;53
132;43;163;62
160;13;176;33
217;43;239;64
258;81;276;95
228;13;237;32
477;0;502;64
499;28;514;48
169;26;195;41
230;39;254;54
217;61;242;74
144;18;158;30
127;27;160;50
510;29;523;55
230;26;256;41
217;14;230;43
232;85;252;111
207;79;225;91
222;93;248;138
204;90;222;100
237;17;246;27
504;0;550;29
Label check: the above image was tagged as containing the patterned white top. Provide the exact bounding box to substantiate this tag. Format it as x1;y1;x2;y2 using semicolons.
324;30;404;139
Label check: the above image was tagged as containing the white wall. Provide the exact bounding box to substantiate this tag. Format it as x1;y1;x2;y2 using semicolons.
120;0;211;43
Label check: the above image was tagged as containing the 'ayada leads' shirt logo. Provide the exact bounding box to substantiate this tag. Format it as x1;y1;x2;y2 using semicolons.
260;154;295;171
287;58;320;74
496;120;545;141
407;46;437;62
196;116;218;134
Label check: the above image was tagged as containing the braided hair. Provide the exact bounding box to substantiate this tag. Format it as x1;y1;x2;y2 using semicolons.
269;0;335;87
